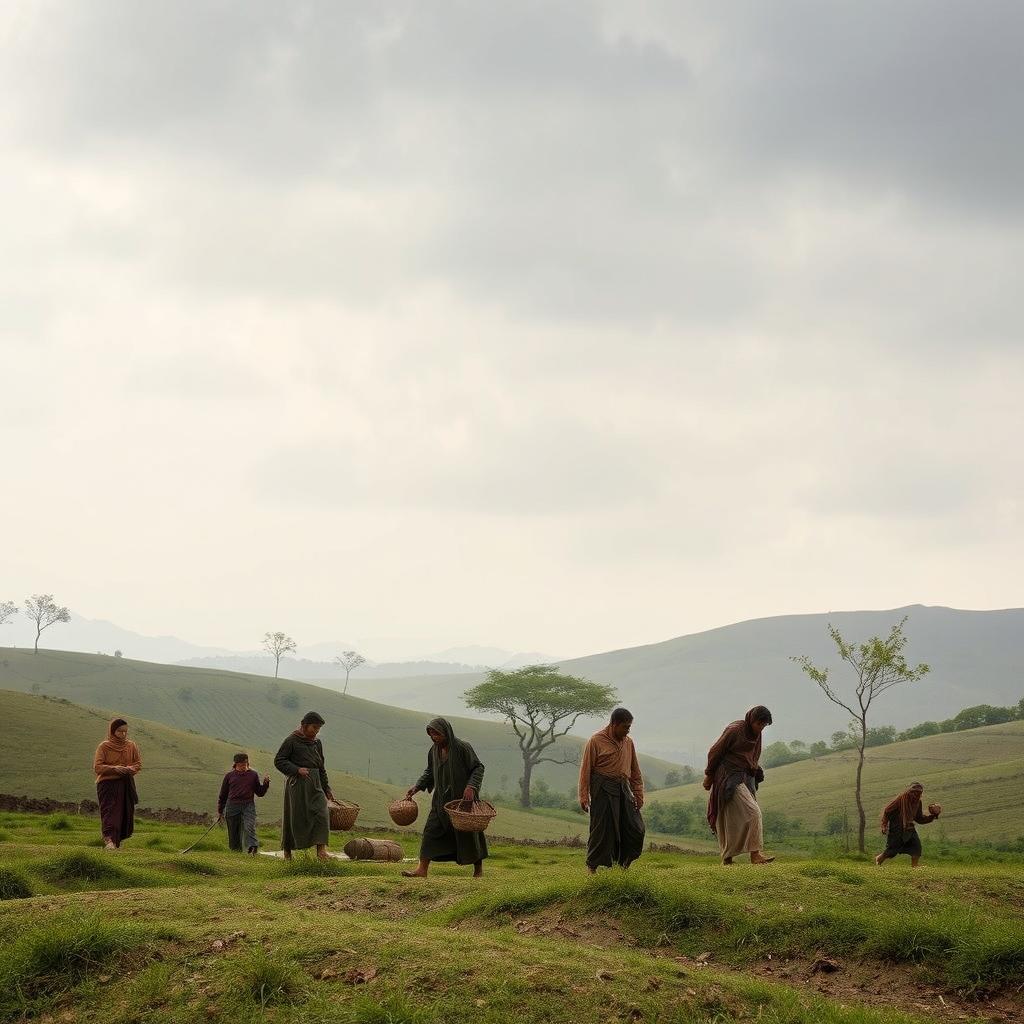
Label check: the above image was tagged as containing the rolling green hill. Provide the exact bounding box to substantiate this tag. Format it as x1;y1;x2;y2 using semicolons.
350;606;1024;767
0;689;602;841
647;719;1024;844
0;647;680;798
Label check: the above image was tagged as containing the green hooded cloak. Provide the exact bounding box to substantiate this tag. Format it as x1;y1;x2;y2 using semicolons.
415;717;488;865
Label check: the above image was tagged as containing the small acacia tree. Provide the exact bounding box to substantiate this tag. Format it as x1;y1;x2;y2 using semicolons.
794;617;929;853
262;631;297;678
334;651;366;695
464;665;617;808
24;594;71;653
0;600;17;628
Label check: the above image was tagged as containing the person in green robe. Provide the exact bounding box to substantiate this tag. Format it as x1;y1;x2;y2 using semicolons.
401;717;487;878
274;711;335;860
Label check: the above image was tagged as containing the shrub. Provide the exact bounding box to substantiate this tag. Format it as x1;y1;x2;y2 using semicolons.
47;815;72;832
40;851;126;884
0;914;150;1016
229;947;306;1007
0;867;33;900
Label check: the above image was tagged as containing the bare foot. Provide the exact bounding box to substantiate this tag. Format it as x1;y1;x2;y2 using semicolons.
401;869;428;878
104;840;117;851
874;853;885;866
722;857;733;865
750;853;775;864
473;869;483;878
282;850;293;861
587;866;597;875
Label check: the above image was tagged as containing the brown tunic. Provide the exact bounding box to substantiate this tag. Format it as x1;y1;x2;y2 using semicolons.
578;726;644;806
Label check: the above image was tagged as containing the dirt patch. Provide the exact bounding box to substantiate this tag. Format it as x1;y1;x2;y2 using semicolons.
721;952;1024;1024
460;904;1024;1023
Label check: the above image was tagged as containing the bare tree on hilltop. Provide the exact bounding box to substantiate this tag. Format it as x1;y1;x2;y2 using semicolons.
794;617;929;853
0;600;18;628
335;651;366;695
262;631;297;679
464;665;617;809
24;594;71;653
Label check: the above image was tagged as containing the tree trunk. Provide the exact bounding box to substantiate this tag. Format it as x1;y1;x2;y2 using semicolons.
34;625;40;653
855;730;867;853
519;757;534;808
274;655;280;679
343;669;350;695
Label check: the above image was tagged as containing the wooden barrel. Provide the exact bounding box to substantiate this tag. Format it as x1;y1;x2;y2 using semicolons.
343;838;404;861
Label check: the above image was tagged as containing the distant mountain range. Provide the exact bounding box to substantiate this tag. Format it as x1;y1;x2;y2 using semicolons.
0;612;556;680
337;606;1024;766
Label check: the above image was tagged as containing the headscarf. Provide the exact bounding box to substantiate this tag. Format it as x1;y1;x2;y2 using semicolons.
881;782;924;831
101;718;128;751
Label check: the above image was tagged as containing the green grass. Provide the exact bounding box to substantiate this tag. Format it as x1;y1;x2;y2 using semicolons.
0;867;33;900
0;648;681;795
0;912;157;1018
0;811;1021;1023
648;720;1024;844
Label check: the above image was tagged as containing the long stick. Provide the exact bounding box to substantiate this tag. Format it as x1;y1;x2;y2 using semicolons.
179;818;221;854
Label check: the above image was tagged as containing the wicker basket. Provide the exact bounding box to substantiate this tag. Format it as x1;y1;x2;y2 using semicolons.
387;798;419;827
327;799;360;831
344;837;404;861
444;799;497;833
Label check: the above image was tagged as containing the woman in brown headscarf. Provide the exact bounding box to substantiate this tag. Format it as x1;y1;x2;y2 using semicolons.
875;782;941;867
703;706;775;865
93;718;141;850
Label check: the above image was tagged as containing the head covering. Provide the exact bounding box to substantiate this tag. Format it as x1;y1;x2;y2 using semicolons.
104;718;128;748
301;711;325;726
426;717;455;745
881;782;924;831
747;706;772;727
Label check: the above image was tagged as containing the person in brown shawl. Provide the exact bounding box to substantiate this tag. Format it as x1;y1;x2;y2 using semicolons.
703;706;774;865
274;711;335;860
875;782;941;867
402;717;487;878
579;708;646;874
93;718;141;850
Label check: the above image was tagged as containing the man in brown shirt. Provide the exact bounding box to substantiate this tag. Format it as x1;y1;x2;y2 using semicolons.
579;708;645;873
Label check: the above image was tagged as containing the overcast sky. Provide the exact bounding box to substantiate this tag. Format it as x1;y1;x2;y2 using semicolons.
2;1;1022;660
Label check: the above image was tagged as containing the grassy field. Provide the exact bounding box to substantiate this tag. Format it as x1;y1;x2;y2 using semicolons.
1;811;1023;1023
648;721;1024;845
0;649;682;792
0;689;616;843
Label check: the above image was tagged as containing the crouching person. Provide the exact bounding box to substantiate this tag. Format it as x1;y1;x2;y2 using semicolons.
218;753;271;854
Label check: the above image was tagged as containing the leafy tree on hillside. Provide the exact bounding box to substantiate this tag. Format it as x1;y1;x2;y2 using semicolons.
951;704;1015;730
0;600;17;628
114;649;123;658
262;631;297;678
281;690;300;710
663;769;682;788
334;651;366;695
464;665;616;808
897;720;941;741
809;740;828;757
795;617;929;853
24;594;71;653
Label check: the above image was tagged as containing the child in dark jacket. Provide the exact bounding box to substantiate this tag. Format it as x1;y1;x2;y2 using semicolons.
217;753;271;854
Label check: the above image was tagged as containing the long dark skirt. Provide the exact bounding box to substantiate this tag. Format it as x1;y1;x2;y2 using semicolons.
884;824;923;858
97;776;137;847
587;773;645;870
419;807;488;865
